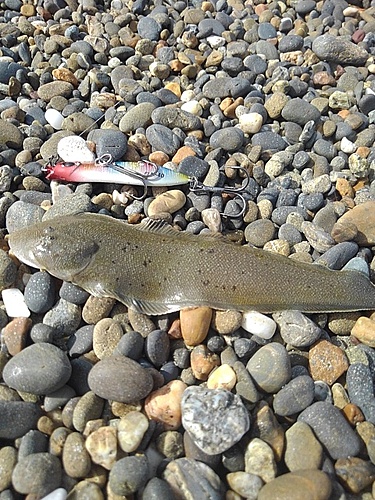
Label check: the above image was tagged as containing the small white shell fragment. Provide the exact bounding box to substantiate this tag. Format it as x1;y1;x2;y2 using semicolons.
181;100;203;116
57;135;95;163
241;311;276;339
340;136;356;154
2;288;30;318
45;108;64;130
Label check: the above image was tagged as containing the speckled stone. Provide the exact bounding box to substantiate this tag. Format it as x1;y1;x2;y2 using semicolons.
108;455;149;496
11;452;62;497
245;438;277;483
93;318;123;359
181;386;250;455
72;391;105;432
0;446;17;491
335;457;375;494
62;432;91;478
273;375;315;416
298;401;361;459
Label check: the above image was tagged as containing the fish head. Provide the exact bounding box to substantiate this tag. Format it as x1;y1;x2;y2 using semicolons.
8;217;99;282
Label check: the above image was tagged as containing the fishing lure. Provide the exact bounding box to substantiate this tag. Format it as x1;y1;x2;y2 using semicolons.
43;156;250;217
43;155;190;195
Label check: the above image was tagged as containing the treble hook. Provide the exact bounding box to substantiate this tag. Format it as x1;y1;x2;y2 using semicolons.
189;166;250;218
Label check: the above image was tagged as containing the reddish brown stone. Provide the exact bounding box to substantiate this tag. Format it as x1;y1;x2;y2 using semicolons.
352;29;366;44
342;403;364;426
308;340;349;385
312;71;336;87
2;317;31;355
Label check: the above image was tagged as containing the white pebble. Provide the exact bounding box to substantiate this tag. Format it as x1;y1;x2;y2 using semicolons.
340;136;356;154
41;489;68;500
202;208;222;233
207;35;226;48
181;100;203;116
45;108;64;130
180;90;196;102
2;288;30;318
57;136;95;163
241;311;276;339
238;113;263;134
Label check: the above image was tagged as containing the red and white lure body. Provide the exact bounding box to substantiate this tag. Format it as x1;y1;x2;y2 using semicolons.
43;157;190;187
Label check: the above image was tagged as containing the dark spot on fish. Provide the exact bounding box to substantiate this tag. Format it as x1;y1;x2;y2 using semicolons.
232;285;237;291
207;249;215;254
202;279;210;286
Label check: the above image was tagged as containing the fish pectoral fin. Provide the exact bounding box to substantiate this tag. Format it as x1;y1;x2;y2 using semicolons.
130;298;180;315
83;283;179;315
138;218;181;236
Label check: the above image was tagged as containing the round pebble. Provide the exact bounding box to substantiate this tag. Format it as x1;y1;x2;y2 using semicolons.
88;355;154;403
246;343;291;393
3;343;72;395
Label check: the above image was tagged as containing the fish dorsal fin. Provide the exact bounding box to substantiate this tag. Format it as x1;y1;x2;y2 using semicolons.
138;218;184;236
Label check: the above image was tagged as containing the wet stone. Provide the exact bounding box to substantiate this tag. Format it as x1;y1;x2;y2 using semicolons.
181;386;250;455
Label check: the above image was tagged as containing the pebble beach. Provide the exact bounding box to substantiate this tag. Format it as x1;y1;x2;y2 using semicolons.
3;0;375;498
